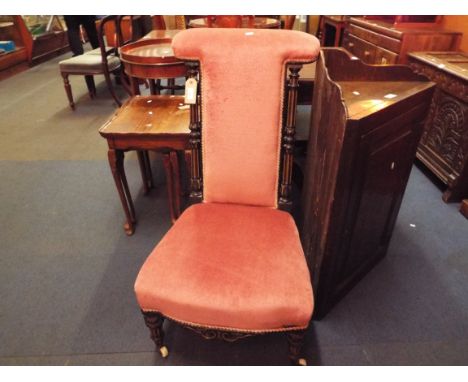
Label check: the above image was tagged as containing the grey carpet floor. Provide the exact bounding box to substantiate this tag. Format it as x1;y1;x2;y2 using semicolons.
0;50;467;366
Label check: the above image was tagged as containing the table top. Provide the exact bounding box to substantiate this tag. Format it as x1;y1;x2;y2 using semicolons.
188;17;280;29
408;52;468;81
142;29;182;40
99;95;190;137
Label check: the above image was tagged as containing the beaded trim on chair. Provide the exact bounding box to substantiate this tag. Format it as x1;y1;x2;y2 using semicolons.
142;309;309;335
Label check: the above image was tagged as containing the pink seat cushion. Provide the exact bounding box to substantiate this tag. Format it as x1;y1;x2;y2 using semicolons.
135;203;314;331
172;29;320;207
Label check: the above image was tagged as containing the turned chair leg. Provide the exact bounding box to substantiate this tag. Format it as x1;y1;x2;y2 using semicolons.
286;330;307;366
142;311;169;358
61;72;75;110
103;68;122;107
85;75;96;98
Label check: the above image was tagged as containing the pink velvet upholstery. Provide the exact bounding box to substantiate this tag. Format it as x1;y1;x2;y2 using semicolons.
135;29;320;333
172;28;320;207
135;203;313;331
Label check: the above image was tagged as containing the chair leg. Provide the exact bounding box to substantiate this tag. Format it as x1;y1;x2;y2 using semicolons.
61;72;75;110
286;330;308;366
84;75;96;98
142;311;169;358
168;78;176;95
103;68;122;107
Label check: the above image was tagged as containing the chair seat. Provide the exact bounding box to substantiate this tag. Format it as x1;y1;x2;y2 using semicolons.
134;203;313;332
59;54;120;74
84;46;114;55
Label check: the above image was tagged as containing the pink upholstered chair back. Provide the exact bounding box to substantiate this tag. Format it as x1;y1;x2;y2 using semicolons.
172;29;320;207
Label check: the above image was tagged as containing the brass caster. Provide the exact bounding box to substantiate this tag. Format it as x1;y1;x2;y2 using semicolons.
159;346;169;358
298;358;307;366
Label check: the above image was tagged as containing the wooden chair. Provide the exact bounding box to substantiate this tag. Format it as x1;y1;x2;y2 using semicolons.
59;15;122;109
134;28;320;365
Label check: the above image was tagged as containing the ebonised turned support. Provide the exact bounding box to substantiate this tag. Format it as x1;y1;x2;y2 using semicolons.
286;330;307;366
279;64;302;210
142;311;168;358
187;61;203;203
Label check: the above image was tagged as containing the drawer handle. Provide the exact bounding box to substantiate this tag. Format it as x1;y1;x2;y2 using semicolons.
348;42;354;48
364;51;371;56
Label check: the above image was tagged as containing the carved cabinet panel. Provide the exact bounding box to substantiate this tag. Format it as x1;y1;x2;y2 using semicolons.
409;52;468;202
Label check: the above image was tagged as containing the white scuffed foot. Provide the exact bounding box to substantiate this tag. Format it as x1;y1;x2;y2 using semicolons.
298;358;307;366
159;346;169;358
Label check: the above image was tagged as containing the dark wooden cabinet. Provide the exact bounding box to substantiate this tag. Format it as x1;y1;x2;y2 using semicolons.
301;48;435;318
341;17;462;65
408;52;468;202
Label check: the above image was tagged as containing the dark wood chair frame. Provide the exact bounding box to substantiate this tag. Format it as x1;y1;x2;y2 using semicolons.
60;15;122;109
139;60;311;365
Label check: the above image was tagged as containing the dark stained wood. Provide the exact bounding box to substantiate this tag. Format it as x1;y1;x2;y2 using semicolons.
319;16;347;47
460;200;468;219
342;17;462;65
279;65;302;210
186;61;203;203
301;48;435;318
408;52;468;202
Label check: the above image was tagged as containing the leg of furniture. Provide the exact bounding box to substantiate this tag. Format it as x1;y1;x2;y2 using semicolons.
108;149;136;235
461;200;468;219
61;72;75;110
103;68;122;107
162;152;177;223
143;150;154;189
170;151;181;219
181;149;191;197
136;151;151;195
84;75;96;98
141;311;168;358
286;330;308;366
149;79;161;95
168;78;176;95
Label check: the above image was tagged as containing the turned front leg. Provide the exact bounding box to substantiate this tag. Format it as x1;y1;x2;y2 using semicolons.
286;330;308;366
142;311;168;358
61;72;75;110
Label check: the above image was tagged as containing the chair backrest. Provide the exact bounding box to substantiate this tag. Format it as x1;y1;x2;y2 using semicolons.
172;28;320;208
97;16;119;63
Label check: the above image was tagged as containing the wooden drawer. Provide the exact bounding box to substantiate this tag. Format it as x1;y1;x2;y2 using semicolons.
375;46;399;64
342;33;376;64
348;23;401;53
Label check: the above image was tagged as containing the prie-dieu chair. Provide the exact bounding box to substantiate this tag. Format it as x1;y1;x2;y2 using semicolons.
134;28;320;365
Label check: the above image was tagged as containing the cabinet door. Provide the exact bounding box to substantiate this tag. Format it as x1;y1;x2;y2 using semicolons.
337;127;418;282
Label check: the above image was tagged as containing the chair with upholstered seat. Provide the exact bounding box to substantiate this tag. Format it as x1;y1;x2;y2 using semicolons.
134;28;320;365
59;15;122;109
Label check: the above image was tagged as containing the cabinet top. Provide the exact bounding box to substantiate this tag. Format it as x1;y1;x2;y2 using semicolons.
349;17;463;40
408;52;468;82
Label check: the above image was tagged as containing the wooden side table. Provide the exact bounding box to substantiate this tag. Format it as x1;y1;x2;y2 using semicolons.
100;95;190;235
